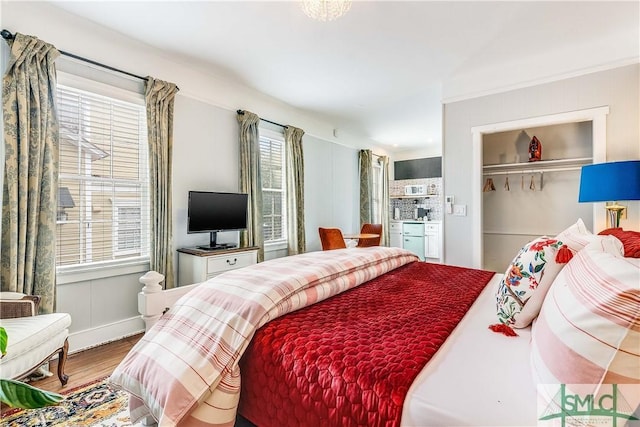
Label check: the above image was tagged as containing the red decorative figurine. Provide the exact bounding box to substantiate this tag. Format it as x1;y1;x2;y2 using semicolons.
528;136;542;162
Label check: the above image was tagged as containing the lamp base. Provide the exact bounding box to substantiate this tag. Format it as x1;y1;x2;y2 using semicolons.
605;203;625;228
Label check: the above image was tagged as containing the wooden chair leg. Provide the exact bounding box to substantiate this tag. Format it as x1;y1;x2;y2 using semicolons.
57;338;69;386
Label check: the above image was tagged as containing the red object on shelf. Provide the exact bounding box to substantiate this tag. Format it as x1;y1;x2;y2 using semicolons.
529;136;542;162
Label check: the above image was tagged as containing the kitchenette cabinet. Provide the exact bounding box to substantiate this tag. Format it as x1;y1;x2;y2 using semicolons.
390;221;403;248
390;220;441;262
424;222;440;259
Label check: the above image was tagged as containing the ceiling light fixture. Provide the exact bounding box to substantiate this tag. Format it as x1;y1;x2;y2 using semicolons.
301;0;352;21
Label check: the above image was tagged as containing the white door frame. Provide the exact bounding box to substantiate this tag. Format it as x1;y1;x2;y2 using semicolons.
470;106;609;269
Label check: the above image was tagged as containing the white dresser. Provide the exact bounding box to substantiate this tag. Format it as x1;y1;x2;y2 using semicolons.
177;246;259;286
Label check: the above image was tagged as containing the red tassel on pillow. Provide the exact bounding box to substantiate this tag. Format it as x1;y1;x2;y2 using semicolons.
555;245;573;263
488;323;518;337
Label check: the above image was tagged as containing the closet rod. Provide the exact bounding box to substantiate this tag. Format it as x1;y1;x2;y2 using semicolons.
483;166;582;176
1;29;179;90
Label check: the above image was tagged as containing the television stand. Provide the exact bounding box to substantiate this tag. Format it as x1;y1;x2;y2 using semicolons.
177;246;259;286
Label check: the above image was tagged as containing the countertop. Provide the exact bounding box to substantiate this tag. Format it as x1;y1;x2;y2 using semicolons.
391;219;441;224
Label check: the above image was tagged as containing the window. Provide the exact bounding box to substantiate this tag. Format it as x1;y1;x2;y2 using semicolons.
56;83;149;268
113;201;143;256
371;158;383;223
259;132;286;243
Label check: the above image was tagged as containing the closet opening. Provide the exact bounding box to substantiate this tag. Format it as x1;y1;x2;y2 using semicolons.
470;107;609;270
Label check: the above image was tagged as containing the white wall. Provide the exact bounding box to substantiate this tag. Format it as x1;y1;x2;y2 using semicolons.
443;64;640;268
391;146;442;162
304;136;360;252
1;1;367;352
172;96;240;251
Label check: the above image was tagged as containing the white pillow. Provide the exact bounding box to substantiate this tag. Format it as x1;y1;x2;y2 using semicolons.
553;218;600;254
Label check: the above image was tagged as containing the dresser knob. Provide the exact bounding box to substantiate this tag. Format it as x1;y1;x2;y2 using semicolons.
227;258;237;266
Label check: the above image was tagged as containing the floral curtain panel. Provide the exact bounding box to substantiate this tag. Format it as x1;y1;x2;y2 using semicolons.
284;126;305;255
359;150;390;246
238;111;264;262
1;33;60;313
145;77;179;289
359;149;373;226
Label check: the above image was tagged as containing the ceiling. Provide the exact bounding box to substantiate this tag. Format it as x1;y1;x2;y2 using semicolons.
48;1;639;152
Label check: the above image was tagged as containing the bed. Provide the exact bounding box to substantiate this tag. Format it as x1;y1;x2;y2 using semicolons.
237;266;537;427
110;221;640;427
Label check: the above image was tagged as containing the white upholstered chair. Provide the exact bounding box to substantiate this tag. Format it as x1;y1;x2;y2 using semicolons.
0;292;71;386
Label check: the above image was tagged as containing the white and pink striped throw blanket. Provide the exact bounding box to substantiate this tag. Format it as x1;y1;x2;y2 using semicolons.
109;247;418;426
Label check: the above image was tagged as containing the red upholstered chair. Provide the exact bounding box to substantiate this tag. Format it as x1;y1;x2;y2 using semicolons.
356;223;382;247
319;227;347;250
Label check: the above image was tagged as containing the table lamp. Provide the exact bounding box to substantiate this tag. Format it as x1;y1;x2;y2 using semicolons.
578;160;640;228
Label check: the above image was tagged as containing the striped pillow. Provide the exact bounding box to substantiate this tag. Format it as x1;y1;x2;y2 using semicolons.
531;236;640;388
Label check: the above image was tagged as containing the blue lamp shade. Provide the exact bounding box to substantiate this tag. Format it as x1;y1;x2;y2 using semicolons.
578;160;640;203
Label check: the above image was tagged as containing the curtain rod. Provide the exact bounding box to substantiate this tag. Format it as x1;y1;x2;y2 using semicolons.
1;29;179;90
236;109;286;129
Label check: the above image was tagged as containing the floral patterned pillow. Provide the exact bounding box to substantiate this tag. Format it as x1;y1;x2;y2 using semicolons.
496;237;565;327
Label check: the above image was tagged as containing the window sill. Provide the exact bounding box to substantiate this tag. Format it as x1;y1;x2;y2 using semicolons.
57;257;150;285
264;240;288;252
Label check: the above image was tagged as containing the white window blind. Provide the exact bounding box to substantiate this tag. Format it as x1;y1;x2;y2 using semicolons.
259;135;286;243
56;84;149;268
113;202;143;256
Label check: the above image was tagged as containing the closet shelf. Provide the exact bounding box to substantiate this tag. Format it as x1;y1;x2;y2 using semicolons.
482;157;592;176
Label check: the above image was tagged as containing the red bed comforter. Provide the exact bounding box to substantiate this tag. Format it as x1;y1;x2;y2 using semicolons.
238;261;495;427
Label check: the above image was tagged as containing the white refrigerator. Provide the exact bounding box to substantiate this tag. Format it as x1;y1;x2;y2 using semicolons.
402;222;425;260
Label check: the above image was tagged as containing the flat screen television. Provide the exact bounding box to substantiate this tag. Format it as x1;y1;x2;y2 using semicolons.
187;191;248;250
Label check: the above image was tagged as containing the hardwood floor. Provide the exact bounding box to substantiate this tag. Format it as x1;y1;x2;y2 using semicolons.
29;333;142;394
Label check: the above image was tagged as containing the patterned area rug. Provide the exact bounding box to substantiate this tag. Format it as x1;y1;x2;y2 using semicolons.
1;377;132;426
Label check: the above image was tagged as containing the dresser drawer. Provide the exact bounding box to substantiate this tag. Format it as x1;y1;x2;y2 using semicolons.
207;251;255;274
178;247;259;286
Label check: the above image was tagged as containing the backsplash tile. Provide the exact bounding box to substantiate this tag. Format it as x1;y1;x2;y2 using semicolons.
390;178;442;221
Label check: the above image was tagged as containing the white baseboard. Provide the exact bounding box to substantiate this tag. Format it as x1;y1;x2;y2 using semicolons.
68;316;145;354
